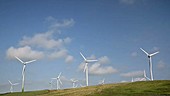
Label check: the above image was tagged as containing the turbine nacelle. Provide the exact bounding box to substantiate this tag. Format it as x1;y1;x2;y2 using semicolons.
15;56;36;65
80;52;98;72
140;48;159;58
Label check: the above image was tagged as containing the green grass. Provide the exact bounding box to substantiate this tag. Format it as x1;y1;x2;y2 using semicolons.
1;80;170;96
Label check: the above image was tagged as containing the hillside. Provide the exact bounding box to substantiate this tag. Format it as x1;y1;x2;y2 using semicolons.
1;80;170;96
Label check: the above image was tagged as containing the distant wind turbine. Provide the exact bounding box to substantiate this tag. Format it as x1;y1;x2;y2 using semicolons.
140;48;159;81
71;79;78;88
52;72;62;90
143;70;151;81
8;80;19;93
80;52;98;86
15;56;36;92
49;79;53;90
98;78;105;85
131;77;134;82
79;84;85;87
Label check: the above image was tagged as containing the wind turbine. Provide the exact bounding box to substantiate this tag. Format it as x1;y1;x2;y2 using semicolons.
79;84;85;87
131;77;134;82
143;70;151;81
49;79;53;90
140;48;159;81
8;80;19;93
15;56;36;92
80;52;98;86
52;72;62;90
71;79;78;88
98;78;105;85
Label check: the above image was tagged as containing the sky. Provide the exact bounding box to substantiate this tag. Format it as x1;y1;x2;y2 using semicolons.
0;0;170;93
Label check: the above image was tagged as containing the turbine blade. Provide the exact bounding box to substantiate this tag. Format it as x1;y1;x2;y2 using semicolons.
59;79;62;85
8;80;12;85
144;70;146;77
86;59;98;62
140;48;149;56
58;72;62;78
150;51;159;57
70;79;74;82
15;56;24;64
51;78;57;79
25;60;36;64
146;76;151;80
80;52;86;60
13;83;19;85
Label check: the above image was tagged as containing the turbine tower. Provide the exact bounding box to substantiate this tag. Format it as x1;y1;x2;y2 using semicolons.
80;52;98;86
131;77;134;82
15;56;36;92
52;72;62;90
140;48;159;81
8;80;19;93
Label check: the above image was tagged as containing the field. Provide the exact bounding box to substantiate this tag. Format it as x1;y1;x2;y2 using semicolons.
1;80;170;96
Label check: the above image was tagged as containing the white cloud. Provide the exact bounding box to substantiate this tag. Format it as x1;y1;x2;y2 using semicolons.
157;60;165;69
98;56;110;64
48;49;68;59
152;47;159;52
131;52;138;57
89;63;118;75
121;71;143;77
46;16;75;31
6;17;75;64
78;56;118;75
65;55;74;64
19;32;70;49
6;46;44;60
64;37;72;44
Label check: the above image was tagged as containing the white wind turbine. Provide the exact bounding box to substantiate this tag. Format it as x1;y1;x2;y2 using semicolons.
15;56;36;92
52;72;62;90
98;78;105;85
131;77;134;82
80;52;98;86
143;70;151;81
71;79;78;88
8;80;19;93
140;48;159;81
49;79;53;90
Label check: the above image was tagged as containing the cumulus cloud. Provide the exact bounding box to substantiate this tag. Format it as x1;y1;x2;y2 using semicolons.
65;55;74;64
98;56;110;64
6;17;75;64
120;71;143;77
157;60;165;69
19;32;71;49
6;46;44;60
152;47;159;52
48;49;68;59
131;52;138;57
89;63;118;75
46;16;75;31
78;56;118;75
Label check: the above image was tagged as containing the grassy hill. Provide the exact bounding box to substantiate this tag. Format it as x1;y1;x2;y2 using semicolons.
1;80;170;96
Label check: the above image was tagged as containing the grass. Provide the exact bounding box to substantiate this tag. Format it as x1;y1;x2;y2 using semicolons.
1;80;170;96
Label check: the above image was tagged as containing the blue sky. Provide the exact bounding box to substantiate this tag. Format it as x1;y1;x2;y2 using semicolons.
0;0;170;93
